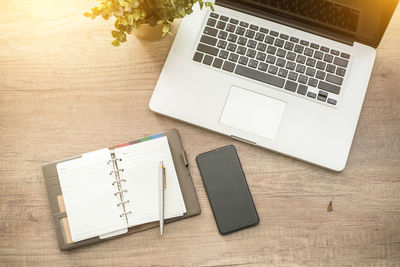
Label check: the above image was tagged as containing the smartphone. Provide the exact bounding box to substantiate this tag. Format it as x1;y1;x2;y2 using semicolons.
196;145;259;235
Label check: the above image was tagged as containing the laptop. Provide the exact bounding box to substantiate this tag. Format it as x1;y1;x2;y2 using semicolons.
150;0;399;171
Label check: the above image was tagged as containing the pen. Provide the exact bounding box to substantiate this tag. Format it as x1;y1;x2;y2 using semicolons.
159;161;166;236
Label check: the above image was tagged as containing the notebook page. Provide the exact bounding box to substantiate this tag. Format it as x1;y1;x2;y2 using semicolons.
114;136;187;227
57;149;127;242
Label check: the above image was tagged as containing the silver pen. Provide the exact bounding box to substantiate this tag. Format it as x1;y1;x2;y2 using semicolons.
159;161;166;236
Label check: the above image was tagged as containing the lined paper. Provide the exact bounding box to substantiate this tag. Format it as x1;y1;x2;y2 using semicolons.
57;149;127;242
114;136;186;227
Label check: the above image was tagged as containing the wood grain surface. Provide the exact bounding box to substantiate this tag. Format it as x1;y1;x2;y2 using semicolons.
0;1;399;266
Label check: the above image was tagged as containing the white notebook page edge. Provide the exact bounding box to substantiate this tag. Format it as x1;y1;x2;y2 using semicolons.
114;136;187;227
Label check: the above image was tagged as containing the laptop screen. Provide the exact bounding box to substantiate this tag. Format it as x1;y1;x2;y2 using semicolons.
219;0;399;47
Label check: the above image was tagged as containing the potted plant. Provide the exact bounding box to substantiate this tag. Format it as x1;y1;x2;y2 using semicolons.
84;0;214;45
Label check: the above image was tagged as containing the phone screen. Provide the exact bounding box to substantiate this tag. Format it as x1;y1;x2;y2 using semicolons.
196;145;259;235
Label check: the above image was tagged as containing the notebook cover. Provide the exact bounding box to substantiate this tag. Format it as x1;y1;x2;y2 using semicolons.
42;129;200;251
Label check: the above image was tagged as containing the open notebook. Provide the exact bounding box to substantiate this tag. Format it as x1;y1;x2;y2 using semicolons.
56;136;186;242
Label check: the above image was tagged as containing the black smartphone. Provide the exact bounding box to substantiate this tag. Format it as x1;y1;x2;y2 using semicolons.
196;145;259;235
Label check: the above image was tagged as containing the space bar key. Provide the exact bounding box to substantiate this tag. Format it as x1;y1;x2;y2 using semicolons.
235;65;285;88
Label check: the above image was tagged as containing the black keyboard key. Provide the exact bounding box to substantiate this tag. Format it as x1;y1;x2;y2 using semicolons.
250;24;259;31
236;27;245;36
260;27;269;34
318;91;328;97
217;40;227;49
228;53;239;62
341;52;350;59
237;46;246;55
286;52;296;61
256;43;267;52
285;80;297;92
268;65;278;75
318;81;341;94
323;54;334;63
267;45;277;55
280;34;289;40
278;68;288;78
270;31;279;37
258;62;268;71
284;41;294;51
265;36;274;44
314;51;323;60
286;61;296;70
238;56;249;65
227;43;237;52
300;40;309;46
308;78;318;87
203;55;213;65
256;52;266;61
210;13;219;19
304;48;314;57
218;31;228;40
219;50;229;59
298;75;308;84
297;84;308;95
334;57;349;68
317;95;327;102
228;34;238;42
290;37;299;43
277;49;286;58
266;55;276;64
296;55;306;64
237;36;247;45
235;65;285;88
226;24;236;33
247;40;257;48
320;46;330;53
248;59;258;68
212;58;223;68
327;98;337;105
274;38;285;48
220;15;229;21
204;26;218;37
316;61;326;70
306;67;316;77
222;61;235;72
294;45;304;54
330;49;340;56
197;43;219;56
288;71;298;81
316;70;326;80
246;49;256;58
239;21;249;27
336;67;346;77
306;58;316;67
326;64;336;73
326;73;343;85
245;29;255;38
193;52;203;62
217;21;226;30
229;18;239;25
307;92;316;98
310;43;319;49
296;64;306;74
207;18;217;27
255;32;265;42
276;58;286;67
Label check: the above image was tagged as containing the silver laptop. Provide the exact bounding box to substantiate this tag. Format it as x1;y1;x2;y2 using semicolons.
150;0;399;171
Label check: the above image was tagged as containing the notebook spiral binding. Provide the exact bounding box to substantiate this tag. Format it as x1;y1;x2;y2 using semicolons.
108;151;131;223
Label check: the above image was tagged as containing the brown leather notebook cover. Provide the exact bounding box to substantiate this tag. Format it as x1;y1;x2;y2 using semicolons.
42;129;200;251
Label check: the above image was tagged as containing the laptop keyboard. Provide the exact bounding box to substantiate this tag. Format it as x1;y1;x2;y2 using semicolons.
192;12;352;106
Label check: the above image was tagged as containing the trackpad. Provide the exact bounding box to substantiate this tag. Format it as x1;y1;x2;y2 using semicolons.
220;86;286;140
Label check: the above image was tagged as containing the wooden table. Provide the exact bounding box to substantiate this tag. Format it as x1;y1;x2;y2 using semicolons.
1;1;399;266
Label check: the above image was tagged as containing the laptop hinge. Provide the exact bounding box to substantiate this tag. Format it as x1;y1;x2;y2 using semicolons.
216;0;355;47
